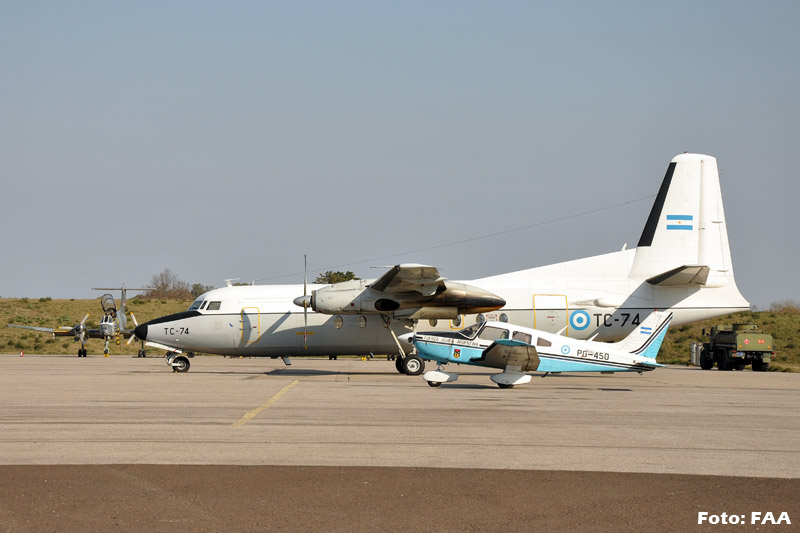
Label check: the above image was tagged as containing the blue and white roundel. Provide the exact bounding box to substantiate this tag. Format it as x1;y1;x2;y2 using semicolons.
561;345;570;355
569;310;590;330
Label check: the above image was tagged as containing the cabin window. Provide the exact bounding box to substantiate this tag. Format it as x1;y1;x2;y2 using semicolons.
479;326;508;341
458;323;482;339
188;299;203;311
512;331;532;344
206;301;222;311
537;338;552;347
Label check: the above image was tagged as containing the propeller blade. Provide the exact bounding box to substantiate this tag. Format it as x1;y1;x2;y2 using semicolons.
126;313;140;345
80;313;90;326
303;254;308;349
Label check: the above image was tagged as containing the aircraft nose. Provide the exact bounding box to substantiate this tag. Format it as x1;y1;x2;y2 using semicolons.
134;322;148;340
397;332;415;344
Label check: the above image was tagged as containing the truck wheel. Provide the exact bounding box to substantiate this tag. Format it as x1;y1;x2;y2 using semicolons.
716;350;732;371
699;350;713;370
752;360;769;372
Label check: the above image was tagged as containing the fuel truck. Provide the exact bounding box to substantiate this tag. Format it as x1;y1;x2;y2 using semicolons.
691;323;775;371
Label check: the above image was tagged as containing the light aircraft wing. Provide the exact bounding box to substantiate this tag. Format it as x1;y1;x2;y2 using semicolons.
478;339;541;372
368;264;445;297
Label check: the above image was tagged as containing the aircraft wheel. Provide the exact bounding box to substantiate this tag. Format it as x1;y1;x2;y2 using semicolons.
402;355;424;376
173;356;190;373
497;383;514;389
427;381;442;387
395;356;405;374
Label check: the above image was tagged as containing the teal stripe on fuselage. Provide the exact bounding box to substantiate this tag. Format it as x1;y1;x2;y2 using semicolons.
537;355;640;373
414;341;485;366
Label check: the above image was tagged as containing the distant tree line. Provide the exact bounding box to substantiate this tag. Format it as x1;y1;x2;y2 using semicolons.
140;268;360;300
143;269;214;299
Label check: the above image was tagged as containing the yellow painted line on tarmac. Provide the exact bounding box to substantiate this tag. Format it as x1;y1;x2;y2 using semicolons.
233;380;300;427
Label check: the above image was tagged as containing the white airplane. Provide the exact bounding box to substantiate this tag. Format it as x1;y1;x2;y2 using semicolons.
132;153;749;373
408;311;672;388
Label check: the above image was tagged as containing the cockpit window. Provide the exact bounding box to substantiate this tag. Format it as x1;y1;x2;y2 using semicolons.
537;338;552;347
457;323;483;339
479;326;508;341
200;301;208;310
206;301;222;311
188;299;203;311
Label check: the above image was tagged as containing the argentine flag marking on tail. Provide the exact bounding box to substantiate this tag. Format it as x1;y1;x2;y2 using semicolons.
640;326;653;335
666;214;693;230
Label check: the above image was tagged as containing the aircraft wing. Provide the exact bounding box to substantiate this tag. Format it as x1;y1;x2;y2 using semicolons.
368;264;445;297
477;339;541;372
7;324;69;335
7;324;134;339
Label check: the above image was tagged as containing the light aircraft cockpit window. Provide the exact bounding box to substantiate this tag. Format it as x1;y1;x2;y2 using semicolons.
537;338;552;347
206;301;222;311
457;323;482;339
512;331;532;344
188;299;203;311
479;326;508;341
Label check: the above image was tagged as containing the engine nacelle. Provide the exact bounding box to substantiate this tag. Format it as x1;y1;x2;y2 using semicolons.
310;279;505;317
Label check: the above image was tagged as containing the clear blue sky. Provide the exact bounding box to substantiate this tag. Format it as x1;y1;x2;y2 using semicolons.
1;1;797;308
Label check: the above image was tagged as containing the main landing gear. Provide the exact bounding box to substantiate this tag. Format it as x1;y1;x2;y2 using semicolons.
395;354;425;376
383;316;425;376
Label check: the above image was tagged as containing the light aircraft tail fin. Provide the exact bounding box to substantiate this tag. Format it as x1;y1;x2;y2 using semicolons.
630;154;734;289
612;311;673;359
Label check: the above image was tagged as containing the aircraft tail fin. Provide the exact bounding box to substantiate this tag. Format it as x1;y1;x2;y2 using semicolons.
612;311;673;359
630;154;735;289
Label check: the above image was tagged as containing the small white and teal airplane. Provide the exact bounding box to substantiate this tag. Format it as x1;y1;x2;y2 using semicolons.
132;153;748;373
407;311;672;388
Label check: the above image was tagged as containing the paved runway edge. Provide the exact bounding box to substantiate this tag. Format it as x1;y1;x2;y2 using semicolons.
1;465;797;532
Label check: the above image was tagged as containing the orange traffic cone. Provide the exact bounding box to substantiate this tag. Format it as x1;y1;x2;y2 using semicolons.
20;350;24;357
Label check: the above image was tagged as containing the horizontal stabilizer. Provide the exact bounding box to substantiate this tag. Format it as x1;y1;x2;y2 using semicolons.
646;265;709;287
637;359;665;367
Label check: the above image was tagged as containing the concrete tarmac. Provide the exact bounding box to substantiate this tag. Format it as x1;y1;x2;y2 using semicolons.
1;354;798;531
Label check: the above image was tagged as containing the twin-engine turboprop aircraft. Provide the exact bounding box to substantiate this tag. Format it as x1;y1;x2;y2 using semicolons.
408;311;672;388
132;153;749;373
7;286;150;356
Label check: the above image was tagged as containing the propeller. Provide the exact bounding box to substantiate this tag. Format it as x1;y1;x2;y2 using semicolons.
302;254;309;349
291;255;311;349
126;312;139;346
73;313;90;345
